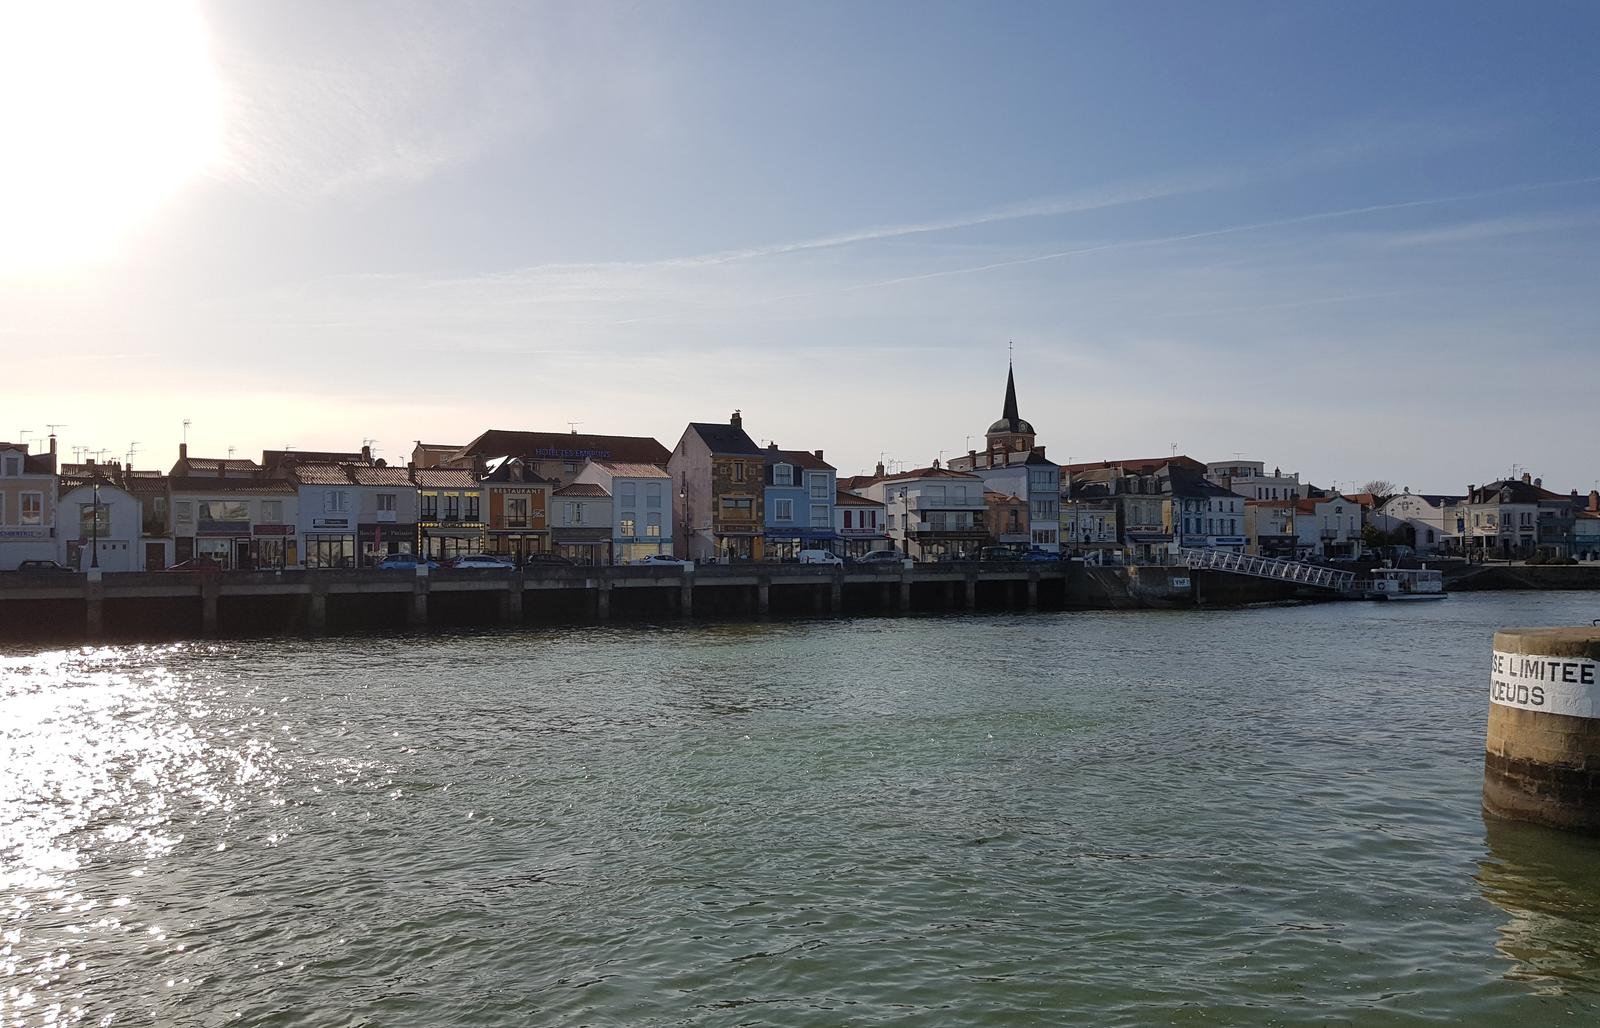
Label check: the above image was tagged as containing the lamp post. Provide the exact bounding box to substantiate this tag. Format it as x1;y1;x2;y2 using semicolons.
90;480;101;569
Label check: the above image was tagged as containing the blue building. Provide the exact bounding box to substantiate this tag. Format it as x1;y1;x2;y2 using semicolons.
761;445;838;560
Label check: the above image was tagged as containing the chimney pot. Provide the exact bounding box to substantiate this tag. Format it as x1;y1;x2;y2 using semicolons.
730;410;742;429
179;442;188;461
813;450;823;461
361;445;372;461
1534;477;1542;488
1521;472;1532;484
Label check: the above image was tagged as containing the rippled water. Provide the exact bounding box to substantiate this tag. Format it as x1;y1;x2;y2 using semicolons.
6;594;1600;1025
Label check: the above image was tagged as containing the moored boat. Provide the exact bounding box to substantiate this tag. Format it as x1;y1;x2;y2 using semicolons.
1361;566;1447;601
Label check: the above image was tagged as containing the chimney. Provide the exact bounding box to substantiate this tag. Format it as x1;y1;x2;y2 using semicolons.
767;441;778;450
813;450;823;461
932;457;941;470
1534;477;1542;488
874;461;885;477
730;410;742;430
179;441;188;461
361;444;372;462
1521;472;1532;484
1590;490;1599;513
49;434;57;455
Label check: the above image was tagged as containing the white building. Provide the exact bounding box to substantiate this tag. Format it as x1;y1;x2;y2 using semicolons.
1206;459;1302;502
1369;491;1462;554
170;447;300;569
1295;494;1363;558
833;489;888;558
851;463;987;560
58;479;141;571
574;460;674;563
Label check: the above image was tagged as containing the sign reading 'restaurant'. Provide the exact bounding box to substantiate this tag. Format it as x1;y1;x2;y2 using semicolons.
1490;649;1600;717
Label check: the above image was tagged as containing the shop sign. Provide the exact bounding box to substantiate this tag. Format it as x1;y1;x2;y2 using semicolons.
0;527;49;539
254;524;293;536
313;517;349;529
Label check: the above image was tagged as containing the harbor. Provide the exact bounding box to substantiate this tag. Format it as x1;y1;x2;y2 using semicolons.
6;592;1600;1025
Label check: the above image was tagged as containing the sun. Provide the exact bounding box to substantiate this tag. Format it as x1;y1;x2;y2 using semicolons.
0;0;220;276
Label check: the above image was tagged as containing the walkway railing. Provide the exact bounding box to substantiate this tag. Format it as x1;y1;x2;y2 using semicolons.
1177;547;1357;592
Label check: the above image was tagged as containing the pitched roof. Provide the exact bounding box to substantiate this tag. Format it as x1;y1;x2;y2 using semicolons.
834;490;880;506
554;482;609;497
262;449;368;467
481;458;553;485
288;463;353;486
881;465;981;482
458;429;669;466
409;467;476;488
350;466;413;487
182;457;264;474
168;476;297;495
687;422;763;456
0;443;57;475
590;461;671;479
1061;455;1207;476
770;448;835;471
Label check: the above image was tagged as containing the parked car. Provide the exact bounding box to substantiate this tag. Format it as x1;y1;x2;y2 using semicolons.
797;549;844;566
377;553;438;571
448;554;515;570
164;557;222;572
1021;548;1057;563
521;553;575;567
637;554;694;568
852;550;905;565
14;559;70;572
979;546;1024;561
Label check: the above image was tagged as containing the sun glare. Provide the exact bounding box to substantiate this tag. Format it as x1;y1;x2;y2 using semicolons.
0;0;220;276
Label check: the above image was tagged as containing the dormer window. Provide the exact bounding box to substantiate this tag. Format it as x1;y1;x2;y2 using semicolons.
2;454;19;477
774;463;792;487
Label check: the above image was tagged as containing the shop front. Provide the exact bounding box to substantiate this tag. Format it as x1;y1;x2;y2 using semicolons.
553;527;612;566
419;523;482;562
362;521;420;565
305;514;356;569
253;524;296;569
763;529;842;562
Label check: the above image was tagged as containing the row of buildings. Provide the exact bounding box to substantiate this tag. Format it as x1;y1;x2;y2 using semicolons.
3;366;1598;570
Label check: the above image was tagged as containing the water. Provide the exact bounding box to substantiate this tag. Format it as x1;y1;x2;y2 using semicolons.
6;594;1600;1026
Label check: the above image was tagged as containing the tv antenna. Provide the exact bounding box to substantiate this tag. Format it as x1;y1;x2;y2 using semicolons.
567;421;583;435
126;441;140;465
1170;442;1178;457
16;428;30;442
182;418;191;444
46;423;66;437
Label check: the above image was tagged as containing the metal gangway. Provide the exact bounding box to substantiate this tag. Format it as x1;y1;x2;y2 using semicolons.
1177;548;1357;592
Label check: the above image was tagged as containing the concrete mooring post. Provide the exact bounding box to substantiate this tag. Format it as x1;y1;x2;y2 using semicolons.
200;574;220;635
595;581;612;620
408;572;429;628
85;573;104;638
1484;627;1600;831
501;581;523;623
757;577;771;616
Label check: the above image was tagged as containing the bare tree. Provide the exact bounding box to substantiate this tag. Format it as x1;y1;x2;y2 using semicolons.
1361;479;1397;498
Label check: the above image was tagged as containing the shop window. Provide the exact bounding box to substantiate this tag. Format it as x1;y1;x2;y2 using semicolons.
646;513;661;537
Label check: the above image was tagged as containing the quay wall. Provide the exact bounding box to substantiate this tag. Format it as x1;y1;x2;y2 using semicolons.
0;563;1339;643
1444;563;1600;592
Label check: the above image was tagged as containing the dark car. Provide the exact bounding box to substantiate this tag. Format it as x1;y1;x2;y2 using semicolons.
1020;548;1057;563
15;559;71;572
979;546;1024;561
521;553;575;567
852;550;905;565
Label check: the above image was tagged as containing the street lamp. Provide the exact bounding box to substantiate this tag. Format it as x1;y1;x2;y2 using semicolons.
90;480;101;569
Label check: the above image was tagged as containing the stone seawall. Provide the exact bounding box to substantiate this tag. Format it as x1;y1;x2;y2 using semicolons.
1445;564;1600;591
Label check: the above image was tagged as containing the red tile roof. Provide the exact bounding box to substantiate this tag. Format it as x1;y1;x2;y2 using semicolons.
834;490;880;506
554;483;609;497
590;461;671;478
409;467;477;488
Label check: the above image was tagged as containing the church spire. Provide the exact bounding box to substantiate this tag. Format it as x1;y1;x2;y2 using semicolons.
1002;359;1019;423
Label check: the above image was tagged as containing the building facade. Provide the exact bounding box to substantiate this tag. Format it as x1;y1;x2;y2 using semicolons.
413;466;482;561
574;460;674;563
761;447;838;560
551;483;613;564
0;439;58;570
669;413;766;563
852;463;987;560
833;490;888;558
1369;491;1462;554
480;457;552;561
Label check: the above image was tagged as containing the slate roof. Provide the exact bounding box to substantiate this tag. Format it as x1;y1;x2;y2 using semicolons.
0;444;57;474
351;466;414;487
770;448;835;471
880;465;981;482
459;430;669;466
1061;456;1206;476
687;422;763;456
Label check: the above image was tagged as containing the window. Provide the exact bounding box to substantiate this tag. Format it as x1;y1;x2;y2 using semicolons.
733;462;745;482
20;492;42;526
775;498;793;522
809;505;830;528
507;496;529;525
925;485;946;504
865;510;876;528
564;462;578;473
79;503;111;535
200;500;249;522
2;456;18;476
620;517;636;537
176;500;193;524
421;492;438;518
645;482;662;509
377;493;395;512
326;490;350;513
808;474;828;501
774;464;792;486
646;512;662;537
444;494;461;520
844;510;853;529
720;497;753;512
465;494;479;520
261;500;283;523
619;482;636;508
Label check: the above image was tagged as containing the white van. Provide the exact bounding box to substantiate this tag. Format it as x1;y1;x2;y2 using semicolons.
797;549;844;566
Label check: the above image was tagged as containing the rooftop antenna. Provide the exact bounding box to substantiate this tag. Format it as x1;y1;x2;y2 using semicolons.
126;441;140;465
17;428;30;442
182;418;191;444
72;445;87;462
227;446;236;458
92;448;111;462
46;423;66;438
567;421;582;435
1170;442;1178;457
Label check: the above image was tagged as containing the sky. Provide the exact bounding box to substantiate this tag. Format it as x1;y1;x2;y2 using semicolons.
2;0;1597;493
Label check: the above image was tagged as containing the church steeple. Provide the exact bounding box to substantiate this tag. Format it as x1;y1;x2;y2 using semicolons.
1002;360;1020;423
985;350;1036;454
